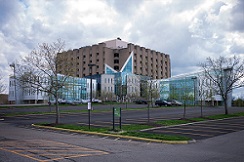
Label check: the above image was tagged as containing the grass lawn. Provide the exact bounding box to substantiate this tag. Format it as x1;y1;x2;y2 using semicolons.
36;111;244;142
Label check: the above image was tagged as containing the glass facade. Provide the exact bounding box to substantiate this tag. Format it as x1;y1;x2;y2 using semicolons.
104;52;134;98
159;76;198;105
120;52;133;74
105;64;117;75
51;74;91;102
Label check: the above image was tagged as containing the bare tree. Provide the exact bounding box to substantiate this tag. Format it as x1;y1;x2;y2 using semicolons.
16;39;73;124
200;56;244;114
196;74;209;117
180;79;194;119
140;76;160;123
0;70;7;94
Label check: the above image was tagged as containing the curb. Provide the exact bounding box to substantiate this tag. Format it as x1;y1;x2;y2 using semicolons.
31;124;195;144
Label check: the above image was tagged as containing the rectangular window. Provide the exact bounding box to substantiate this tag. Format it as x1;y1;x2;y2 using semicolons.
114;53;119;57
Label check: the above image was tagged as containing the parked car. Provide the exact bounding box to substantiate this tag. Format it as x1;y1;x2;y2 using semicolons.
155;99;172;106
81;99;89;104
92;99;102;103
58;99;66;104
168;99;183;106
134;99;148;104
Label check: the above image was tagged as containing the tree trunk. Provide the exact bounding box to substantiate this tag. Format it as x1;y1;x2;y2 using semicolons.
183;101;186;119
200;99;203;117
147;100;150;123
224;100;228;115
55;95;60;124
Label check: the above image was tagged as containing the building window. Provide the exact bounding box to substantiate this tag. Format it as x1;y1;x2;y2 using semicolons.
114;53;119;57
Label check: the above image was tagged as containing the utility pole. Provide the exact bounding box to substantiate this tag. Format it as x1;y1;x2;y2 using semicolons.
88;64;96;129
10;63;17;104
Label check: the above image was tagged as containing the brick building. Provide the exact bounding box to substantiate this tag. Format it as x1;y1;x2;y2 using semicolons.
58;38;171;79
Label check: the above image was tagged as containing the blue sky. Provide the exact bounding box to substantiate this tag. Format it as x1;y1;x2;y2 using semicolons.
0;0;243;96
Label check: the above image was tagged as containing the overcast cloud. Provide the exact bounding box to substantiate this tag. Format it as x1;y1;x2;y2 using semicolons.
0;0;243;96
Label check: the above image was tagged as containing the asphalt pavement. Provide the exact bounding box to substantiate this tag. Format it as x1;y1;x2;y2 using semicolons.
143;116;244;140
1;104;244;141
0;121;244;162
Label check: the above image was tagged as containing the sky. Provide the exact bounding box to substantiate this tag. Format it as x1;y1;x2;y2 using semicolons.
0;0;243;96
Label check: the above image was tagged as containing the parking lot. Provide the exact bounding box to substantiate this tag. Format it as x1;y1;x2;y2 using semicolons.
0;139;108;162
144;116;244;140
2;106;244;141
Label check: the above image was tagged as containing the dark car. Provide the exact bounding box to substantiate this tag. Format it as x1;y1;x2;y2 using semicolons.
155;99;172;106
168;99;183;106
134;100;148;104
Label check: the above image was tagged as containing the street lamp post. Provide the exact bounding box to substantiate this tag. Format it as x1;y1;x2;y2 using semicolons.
191;76;197;106
88;64;96;130
9;63;17;104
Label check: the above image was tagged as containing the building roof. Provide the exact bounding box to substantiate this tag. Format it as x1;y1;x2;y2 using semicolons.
102;38;128;49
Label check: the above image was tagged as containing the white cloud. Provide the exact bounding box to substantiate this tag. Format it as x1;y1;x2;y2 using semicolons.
0;0;243;94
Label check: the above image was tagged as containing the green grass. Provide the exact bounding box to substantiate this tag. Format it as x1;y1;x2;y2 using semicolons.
0;105;48;109
155;112;244;126
36;111;244;142
2;106;149;117
36;123;191;141
53;124;109;132
4;111;54;117
208;112;244;120
119;124;152;131
189;118;206;122
155;119;190;126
